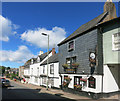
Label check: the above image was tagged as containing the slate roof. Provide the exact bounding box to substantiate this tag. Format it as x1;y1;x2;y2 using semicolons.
40;53;59;66
58;12;108;46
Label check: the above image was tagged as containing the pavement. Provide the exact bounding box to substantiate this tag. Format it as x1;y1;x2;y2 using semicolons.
5;78;120;100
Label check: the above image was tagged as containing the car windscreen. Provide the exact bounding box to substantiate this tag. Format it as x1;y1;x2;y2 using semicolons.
6;80;10;82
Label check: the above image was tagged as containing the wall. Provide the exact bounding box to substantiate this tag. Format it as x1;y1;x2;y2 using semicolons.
103;65;119;93
19;66;24;78
24;68;30;75
61;74;102;93
29;52;52;85
40;62;60;88
59;29;98;74
103;23;120;64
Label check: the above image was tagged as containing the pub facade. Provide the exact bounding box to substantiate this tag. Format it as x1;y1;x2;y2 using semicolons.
58;0;119;99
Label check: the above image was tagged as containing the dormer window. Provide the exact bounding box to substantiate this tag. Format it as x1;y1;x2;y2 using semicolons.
31;59;33;64
68;41;74;51
37;57;40;63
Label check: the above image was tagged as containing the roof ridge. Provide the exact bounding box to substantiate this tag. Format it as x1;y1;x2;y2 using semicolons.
58;12;108;46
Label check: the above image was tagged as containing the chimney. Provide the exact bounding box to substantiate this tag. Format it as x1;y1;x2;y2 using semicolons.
39;51;43;55
103;0;117;22
52;48;56;55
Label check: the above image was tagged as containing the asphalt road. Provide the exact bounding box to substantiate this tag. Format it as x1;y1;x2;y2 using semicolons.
2;80;76;101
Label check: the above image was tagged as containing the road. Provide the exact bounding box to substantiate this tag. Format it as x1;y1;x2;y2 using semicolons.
2;80;76;101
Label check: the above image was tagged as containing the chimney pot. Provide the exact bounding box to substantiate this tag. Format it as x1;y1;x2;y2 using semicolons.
52;48;56;55
39;51;43;55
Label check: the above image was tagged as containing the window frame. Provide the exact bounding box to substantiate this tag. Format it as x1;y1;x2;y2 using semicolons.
37;67;39;76
112;32;120;51
43;66;45;74
68;40;75;52
66;56;76;67
50;64;54;74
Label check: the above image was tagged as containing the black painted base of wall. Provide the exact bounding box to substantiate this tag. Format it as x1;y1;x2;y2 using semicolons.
62;87;120;100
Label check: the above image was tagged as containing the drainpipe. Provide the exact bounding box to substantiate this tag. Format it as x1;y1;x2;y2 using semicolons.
99;27;104;96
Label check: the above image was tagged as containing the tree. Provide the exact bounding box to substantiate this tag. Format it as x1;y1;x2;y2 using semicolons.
0;66;6;74
7;67;10;70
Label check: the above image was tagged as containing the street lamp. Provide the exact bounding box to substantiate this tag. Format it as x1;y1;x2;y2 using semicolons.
41;33;49;90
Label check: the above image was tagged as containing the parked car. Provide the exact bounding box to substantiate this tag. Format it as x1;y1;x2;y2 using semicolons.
0;78;6;87
3;80;11;87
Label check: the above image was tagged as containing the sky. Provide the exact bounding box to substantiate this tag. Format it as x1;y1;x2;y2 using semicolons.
0;2;119;68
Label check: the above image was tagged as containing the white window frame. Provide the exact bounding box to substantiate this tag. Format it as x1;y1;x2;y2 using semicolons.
35;77;38;83
67;40;75;51
43;66;45;74
31;68;33;75
37;67;39;76
112;32;120;51
50;64;54;74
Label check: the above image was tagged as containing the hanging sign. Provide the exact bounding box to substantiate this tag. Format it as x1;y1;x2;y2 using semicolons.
89;52;96;75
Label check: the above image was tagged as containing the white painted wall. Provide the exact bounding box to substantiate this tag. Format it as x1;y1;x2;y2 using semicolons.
40;62;60;88
83;75;102;93
61;74;102;93
29;52;52;86
103;65;119;93
24;68;30;83
24;68;30;76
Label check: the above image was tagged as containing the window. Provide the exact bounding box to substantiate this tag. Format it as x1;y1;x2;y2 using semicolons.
74;76;82;90
37;57;40;62
43;66;45;74
88;76;96;89
31;59;33;64
66;58;70;66
50;64;54;74
42;77;46;84
74;76;82;85
66;56;76;67
31;68;33;75
35;77;38;83
68;41;74;51
112;32;120;50
37;67;39;76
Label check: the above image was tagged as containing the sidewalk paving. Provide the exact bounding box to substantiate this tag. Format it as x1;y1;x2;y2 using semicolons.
7;78;119;100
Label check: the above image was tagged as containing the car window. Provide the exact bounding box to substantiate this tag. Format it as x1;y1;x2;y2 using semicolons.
2;79;6;82
6;80;9;82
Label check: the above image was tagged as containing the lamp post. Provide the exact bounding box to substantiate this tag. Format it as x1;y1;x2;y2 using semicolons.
41;33;49;90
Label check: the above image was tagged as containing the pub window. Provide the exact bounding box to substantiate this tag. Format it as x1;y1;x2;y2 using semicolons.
112;32;120;51
74;76;82;85
88;76;96;89
66;56;76;66
68;41;74;51
74;76;82;89
50;64;54;74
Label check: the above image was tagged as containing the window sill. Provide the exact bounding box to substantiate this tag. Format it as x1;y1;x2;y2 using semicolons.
68;48;74;52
